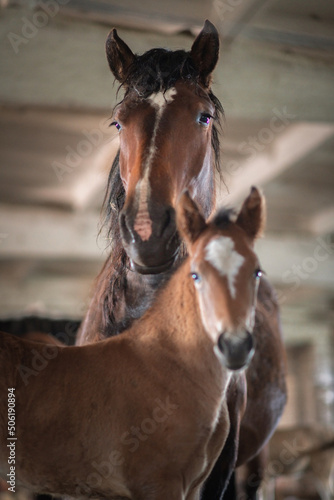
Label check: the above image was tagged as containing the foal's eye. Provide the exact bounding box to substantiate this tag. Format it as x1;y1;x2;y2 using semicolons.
110;121;122;131
254;268;263;280
191;272;202;284
198;113;212;127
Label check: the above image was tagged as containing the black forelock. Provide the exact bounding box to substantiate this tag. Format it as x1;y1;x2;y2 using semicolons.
122;48;199;97
212;208;235;230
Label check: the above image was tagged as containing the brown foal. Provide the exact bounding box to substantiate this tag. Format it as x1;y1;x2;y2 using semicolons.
1;188;265;500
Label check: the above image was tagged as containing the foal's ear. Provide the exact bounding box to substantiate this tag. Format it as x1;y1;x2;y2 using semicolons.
177;192;207;248
106;29;136;83
236;187;266;241
190;20;219;88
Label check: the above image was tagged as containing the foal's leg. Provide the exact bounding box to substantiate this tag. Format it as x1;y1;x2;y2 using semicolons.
200;422;238;500
200;376;246;500
134;481;189;500
186;488;201;500
222;471;237;499
137;491;188;500
241;446;269;500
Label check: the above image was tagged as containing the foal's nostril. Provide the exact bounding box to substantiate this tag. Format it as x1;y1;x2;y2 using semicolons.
244;330;254;355
217;333;226;356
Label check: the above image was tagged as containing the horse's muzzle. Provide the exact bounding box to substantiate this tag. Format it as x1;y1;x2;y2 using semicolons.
119;204;180;274
217;331;255;371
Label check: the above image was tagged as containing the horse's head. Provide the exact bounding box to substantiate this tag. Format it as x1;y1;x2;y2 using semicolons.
106;20;222;273
177;187;266;371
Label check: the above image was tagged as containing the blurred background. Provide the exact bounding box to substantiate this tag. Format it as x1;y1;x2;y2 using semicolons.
0;1;333;498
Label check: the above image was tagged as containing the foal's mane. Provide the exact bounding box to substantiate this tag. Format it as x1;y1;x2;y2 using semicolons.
99;47;224;333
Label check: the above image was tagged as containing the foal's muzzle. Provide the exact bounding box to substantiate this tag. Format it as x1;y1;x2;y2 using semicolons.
217;331;254;371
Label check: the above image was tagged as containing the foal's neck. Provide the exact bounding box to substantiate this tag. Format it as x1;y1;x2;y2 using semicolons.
135;259;226;398
146;261;217;360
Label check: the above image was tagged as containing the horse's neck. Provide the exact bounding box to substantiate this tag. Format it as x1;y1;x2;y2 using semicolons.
76;255;115;344
77;251;172;344
121;268;167;329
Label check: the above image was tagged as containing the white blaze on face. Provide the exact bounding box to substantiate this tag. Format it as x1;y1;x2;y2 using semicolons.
205;236;245;299
133;177;152;241
133;88;177;241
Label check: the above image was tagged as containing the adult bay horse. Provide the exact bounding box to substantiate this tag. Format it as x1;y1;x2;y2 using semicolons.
76;21;287;499
2;189;265;500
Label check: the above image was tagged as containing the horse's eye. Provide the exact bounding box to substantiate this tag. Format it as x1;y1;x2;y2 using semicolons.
110;121;122;131
254;268;263;280
191;272;202;284
198;114;212;127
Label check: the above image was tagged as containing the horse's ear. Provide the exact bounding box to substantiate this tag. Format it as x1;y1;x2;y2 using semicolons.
236;187;266;240
106;29;136;83
190;20;219;88
177;192;207;249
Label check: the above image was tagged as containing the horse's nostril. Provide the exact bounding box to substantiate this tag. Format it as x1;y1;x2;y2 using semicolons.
120;212;134;242
120;212;127;233
159;207;177;240
159;209;171;237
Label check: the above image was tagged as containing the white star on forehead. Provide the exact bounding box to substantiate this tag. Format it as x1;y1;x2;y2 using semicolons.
148;87;177;109
205;236;245;298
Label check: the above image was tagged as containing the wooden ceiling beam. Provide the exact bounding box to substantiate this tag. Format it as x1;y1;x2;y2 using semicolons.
221;123;334;205
0;204;333;292
0;204;106;260
1;6;334;122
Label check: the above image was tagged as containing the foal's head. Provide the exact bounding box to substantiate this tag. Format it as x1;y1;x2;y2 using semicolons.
177;187;266;371
106;20;222;273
